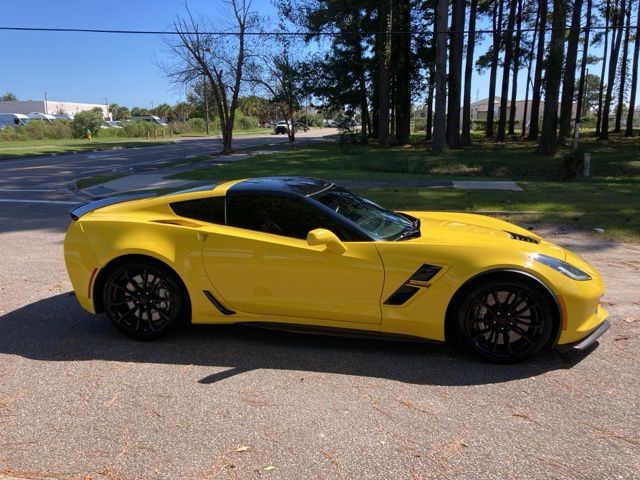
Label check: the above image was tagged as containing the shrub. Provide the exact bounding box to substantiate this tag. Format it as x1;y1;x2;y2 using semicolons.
24;120;48;140
72;110;104;138
237;115;257;130
188;117;206;132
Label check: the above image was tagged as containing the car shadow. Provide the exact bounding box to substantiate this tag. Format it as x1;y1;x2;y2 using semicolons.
0;293;598;386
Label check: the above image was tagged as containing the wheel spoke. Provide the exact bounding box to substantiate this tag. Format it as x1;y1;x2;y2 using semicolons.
503;331;513;354
511;325;536;345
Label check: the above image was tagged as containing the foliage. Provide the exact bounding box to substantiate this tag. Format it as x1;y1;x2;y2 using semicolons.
0;92;17;101
72;109;105;138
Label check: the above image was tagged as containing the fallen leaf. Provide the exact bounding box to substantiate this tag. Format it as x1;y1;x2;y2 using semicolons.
264;465;276;471
236;445;249;452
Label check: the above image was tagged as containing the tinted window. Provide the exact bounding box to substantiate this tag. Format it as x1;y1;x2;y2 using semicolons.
226;195;353;240
170;197;225;224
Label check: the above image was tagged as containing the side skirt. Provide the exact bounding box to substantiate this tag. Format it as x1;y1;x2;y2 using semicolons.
234;322;444;345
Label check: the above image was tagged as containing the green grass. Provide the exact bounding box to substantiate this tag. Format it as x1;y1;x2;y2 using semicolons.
75;173;126;189
0;137;172;159
171;132;640;240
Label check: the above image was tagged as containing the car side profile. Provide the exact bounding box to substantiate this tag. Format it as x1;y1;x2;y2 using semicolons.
64;177;610;362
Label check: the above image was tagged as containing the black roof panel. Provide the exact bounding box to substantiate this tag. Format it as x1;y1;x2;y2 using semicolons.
228;176;334;197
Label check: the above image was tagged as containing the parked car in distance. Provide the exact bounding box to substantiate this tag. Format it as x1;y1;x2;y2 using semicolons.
274;120;290;135
0;113;30;127
131;115;167;126
54;113;74;120
101;120;123;129
294;121;309;132
27;112;56;122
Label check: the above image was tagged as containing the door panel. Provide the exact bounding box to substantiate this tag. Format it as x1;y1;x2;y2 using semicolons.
202;226;384;325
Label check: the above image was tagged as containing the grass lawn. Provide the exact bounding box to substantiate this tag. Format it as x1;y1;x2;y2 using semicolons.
0;138;172;159
172;133;640;240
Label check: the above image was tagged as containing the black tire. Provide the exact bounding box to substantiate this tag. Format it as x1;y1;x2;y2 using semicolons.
102;260;188;339
456;277;555;363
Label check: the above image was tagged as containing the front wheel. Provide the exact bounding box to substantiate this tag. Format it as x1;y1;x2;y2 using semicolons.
102;261;188;339
456;277;556;363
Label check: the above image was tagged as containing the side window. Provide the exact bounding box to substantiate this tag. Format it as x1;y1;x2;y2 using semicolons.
170;197;225;224
226;195;354;240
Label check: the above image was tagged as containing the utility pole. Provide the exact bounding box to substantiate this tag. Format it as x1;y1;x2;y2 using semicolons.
44;91;48;114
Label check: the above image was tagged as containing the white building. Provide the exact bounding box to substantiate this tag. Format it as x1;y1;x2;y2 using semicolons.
0;100;110;119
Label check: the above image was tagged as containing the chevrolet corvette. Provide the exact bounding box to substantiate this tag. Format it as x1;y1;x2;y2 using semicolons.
64;176;610;362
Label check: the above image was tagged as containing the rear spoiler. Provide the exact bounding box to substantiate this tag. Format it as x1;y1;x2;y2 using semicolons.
70;192;157;220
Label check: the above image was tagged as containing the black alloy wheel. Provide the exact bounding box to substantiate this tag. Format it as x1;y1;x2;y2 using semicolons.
103;261;187;339
457;277;555;363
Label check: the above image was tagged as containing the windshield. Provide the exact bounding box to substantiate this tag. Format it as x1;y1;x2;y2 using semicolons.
314;186;418;241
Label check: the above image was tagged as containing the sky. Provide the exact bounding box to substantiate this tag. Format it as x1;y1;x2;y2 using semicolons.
0;1;611;109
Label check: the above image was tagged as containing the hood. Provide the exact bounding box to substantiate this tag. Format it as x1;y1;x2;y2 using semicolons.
400;211;567;260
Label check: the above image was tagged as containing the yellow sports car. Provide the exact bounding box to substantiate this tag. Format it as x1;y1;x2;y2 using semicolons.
64;176;610;362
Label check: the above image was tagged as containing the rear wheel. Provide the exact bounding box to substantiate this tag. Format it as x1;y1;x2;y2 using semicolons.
102;261;187;339
456;277;555;363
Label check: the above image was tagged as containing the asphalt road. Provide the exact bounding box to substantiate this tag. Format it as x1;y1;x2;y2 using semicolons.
0;137;638;479
0;129;335;205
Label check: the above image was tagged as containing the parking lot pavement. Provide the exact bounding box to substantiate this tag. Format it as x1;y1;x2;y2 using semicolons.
0;205;638;479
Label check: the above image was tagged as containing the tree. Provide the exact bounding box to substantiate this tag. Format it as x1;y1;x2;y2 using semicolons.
575;74;601;116
446;0;465;147
615;2;632;131
497;0;517;142
626;0;640;135
528;0;547;140
247;38;303;142
538;0;567;154
558;0;584;145
600;0;627;139
72;109;104;138
522;1;541;137
378;0;393;147
0;93;17;102
393;0;412;145
461;0;479;146
432;0;448;153
596;0;612;136
574;0;593;147
109;103;130;121
485;0;504;137
166;1;257;153
508;0;524;135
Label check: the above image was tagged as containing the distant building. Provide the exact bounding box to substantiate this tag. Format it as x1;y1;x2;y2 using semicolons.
466;97;577;126
0;100;110;119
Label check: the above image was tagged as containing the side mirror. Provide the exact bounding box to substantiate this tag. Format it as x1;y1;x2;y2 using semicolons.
307;228;347;254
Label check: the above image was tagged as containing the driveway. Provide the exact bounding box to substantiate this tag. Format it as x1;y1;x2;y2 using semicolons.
0;202;638;479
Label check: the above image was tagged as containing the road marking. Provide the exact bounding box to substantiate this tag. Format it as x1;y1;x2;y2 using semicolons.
0;188;59;192
0;198;78;205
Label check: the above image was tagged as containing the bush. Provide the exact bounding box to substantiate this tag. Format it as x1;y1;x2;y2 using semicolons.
72;110;104;138
237;115;257;130
188;117;206;132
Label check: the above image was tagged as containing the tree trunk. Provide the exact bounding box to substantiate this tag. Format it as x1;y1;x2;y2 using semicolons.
497;0;517;142
508;0;523;135
432;0;448;153
446;0;465;147
615;3;632;132
461;0;479;146
394;0;412;145
601;0;627;139
596;0;611;136
625;0;640;135
574;0;592;147
528;0;547;140
486;0;504;137
537;0;568;154
522;2;541;137
559;0;584;145
426;68;434;140
354;31;370;143
378;0;393;147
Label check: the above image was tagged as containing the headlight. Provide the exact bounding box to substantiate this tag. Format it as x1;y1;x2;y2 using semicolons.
530;253;591;281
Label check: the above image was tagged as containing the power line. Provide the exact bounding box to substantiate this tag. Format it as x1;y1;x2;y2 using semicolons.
0;25;635;37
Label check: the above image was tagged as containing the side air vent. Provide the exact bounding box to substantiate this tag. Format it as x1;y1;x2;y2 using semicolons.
384;264;442;306
507;231;540;244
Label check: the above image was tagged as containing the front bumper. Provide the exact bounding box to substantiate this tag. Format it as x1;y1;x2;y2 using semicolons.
557;319;611;352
